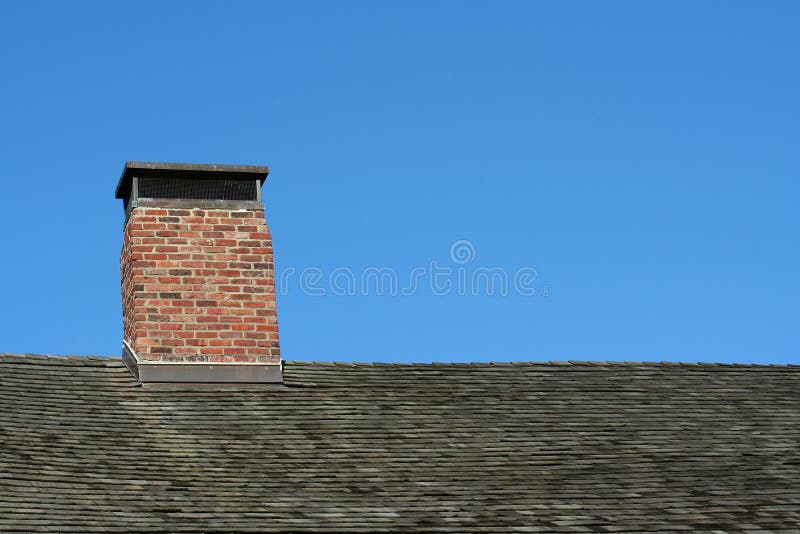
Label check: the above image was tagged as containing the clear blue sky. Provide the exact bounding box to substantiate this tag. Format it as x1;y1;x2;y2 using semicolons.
0;1;797;364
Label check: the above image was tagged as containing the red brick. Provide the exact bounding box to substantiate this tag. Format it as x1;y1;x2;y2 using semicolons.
121;206;280;364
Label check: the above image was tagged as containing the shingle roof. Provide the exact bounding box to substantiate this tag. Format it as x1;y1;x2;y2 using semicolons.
1;353;799;532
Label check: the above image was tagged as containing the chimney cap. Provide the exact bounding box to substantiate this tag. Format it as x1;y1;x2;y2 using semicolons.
115;161;270;199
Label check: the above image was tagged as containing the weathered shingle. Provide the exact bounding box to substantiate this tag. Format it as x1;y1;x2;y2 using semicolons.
1;354;799;532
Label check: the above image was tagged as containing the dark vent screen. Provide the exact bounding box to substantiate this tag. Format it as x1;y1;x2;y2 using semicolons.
138;177;258;201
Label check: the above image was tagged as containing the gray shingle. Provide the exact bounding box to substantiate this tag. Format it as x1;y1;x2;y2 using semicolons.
0;354;799;531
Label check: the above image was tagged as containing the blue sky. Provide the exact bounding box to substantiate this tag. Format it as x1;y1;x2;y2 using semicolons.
0;1;797;364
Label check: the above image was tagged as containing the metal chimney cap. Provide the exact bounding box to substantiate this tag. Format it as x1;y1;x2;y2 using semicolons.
115;161;270;199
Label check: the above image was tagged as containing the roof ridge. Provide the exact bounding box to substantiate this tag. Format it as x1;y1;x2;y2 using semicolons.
2;354;797;368
285;359;800;368
0;353;119;362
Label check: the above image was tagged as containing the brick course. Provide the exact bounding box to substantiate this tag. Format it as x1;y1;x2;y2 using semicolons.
121;207;280;363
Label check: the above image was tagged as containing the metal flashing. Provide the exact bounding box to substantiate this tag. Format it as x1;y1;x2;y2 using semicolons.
121;342;283;385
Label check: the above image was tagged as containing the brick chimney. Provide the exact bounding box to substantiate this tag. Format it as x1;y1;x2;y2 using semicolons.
115;162;282;385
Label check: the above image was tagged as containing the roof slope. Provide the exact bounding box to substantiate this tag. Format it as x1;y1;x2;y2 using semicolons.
1;354;799;532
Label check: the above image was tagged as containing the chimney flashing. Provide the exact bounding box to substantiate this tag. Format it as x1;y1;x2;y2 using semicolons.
123;342;283;386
